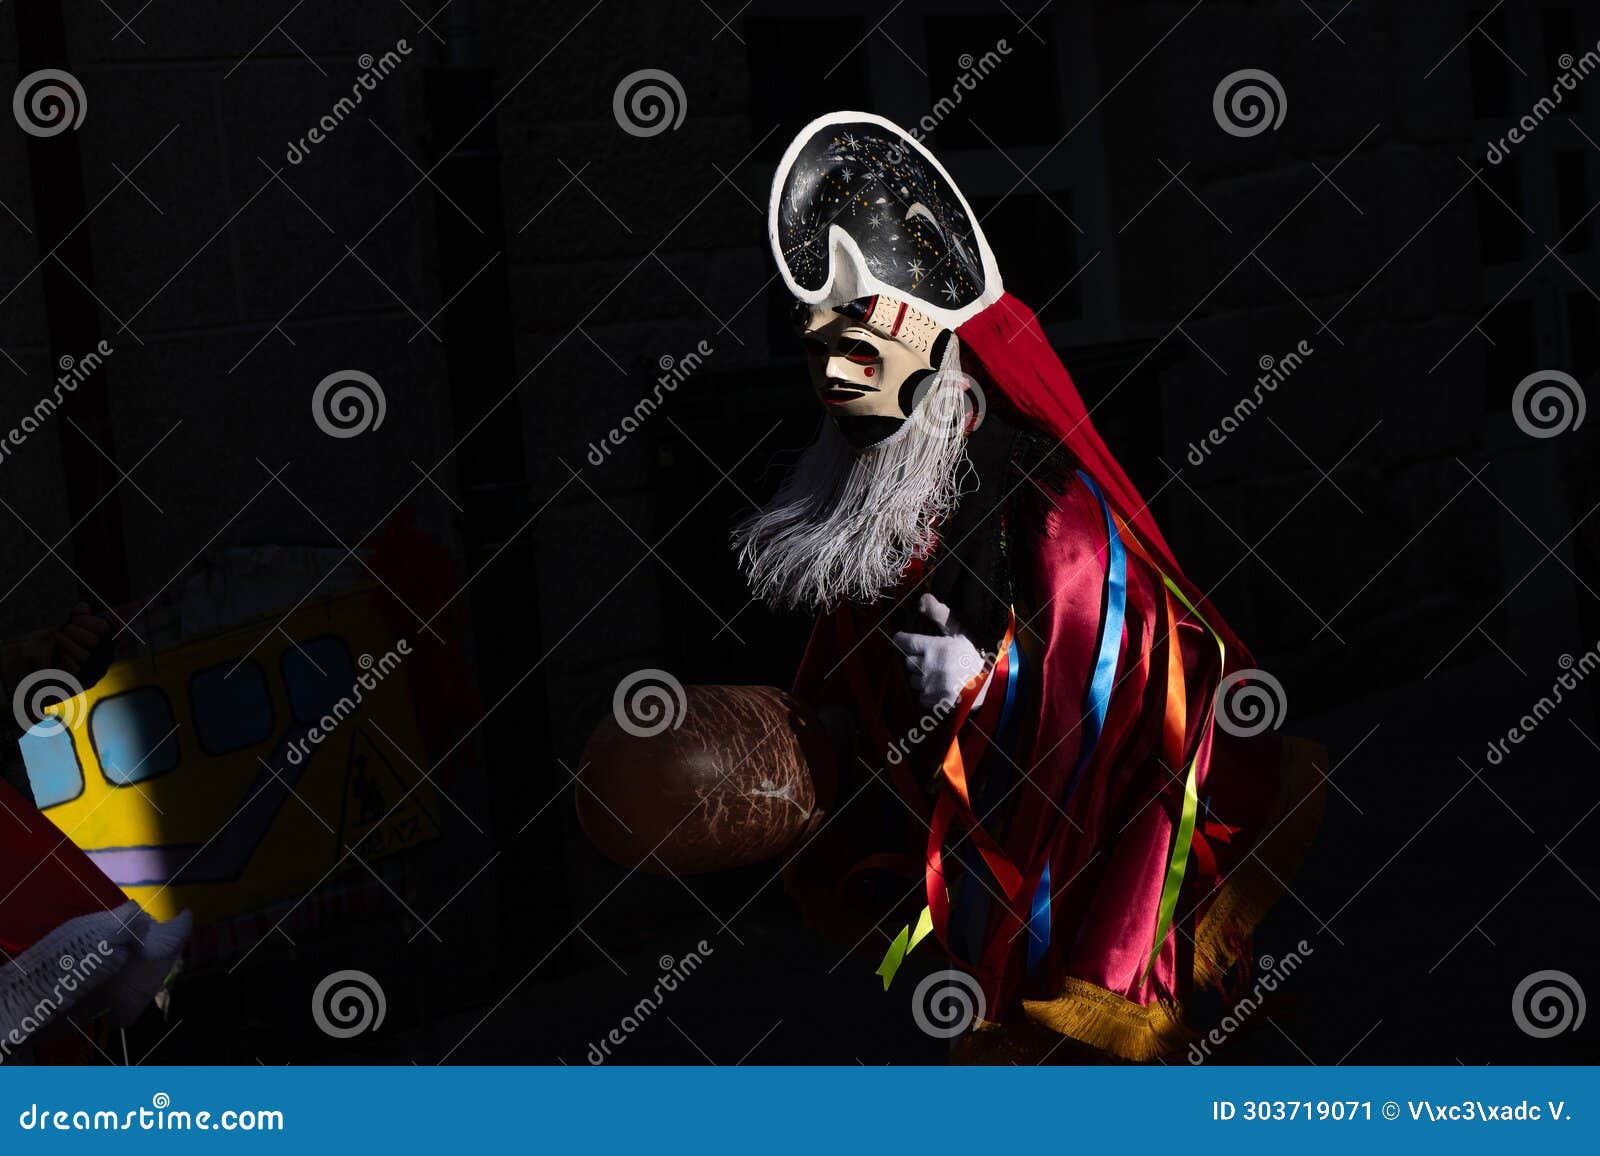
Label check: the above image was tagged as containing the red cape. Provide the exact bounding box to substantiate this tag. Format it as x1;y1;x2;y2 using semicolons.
786;294;1322;1060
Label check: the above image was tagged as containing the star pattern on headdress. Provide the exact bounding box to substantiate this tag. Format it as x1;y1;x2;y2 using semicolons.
775;122;989;309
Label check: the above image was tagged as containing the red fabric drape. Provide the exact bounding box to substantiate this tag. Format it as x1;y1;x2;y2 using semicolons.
0;777;129;957
956;292;1250;662
783;292;1290;1037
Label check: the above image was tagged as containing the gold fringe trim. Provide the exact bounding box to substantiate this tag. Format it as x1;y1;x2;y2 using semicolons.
1021;977;1194;1062
1007;737;1327;1063
1193;736;1327;990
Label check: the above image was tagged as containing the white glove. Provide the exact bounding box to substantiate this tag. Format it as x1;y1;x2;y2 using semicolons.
890;593;994;714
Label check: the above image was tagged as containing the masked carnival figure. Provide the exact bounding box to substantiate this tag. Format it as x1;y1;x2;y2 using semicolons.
582;113;1324;1063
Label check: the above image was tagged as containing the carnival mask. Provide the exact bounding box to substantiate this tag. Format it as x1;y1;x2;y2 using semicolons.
769;112;1003;448
795;294;952;447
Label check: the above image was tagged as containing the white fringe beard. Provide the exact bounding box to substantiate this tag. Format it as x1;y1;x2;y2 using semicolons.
733;337;976;612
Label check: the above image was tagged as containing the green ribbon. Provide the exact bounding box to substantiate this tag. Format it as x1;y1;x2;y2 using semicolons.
876;904;935;990
1145;575;1225;980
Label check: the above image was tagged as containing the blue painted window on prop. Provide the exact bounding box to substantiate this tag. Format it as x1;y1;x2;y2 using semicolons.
190;660;275;755
91;688;180;786
281;637;356;724
19;723;84;808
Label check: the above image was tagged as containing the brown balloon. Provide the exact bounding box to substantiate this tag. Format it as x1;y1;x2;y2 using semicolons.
577;685;836;875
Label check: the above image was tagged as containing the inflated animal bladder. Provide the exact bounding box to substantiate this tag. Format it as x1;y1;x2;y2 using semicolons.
577;684;834;875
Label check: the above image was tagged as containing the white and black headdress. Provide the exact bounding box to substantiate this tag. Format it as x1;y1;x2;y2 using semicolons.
768;112;1004;329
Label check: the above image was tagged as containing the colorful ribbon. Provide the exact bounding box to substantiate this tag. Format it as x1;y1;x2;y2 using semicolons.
875;904;934;990
879;611;1022;988
1063;471;1127;803
875;481;1228;991
956;633;1021;961
1026;861;1053;971
924;616;1023;947
1111;522;1227;980
1027;472;1127;973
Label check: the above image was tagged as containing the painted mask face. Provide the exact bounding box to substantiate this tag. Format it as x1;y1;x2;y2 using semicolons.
796;294;951;448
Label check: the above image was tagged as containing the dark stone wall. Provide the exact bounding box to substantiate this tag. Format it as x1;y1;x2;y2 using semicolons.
1;0;1595;1064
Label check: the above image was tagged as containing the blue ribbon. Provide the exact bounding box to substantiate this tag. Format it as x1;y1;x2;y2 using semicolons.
997;634;1021;735
1027;862;1053;971
1028;471;1127;974
1064;471;1126;804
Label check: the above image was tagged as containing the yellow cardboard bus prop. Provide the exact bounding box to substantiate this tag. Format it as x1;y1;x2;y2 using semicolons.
19;586;439;925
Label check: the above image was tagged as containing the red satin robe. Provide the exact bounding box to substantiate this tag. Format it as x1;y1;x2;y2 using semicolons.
784;296;1323;1060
